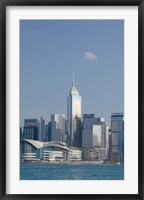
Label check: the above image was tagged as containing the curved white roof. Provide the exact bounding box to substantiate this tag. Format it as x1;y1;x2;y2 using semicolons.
43;141;69;151
22;139;44;149
44;141;67;147
21;139;70;151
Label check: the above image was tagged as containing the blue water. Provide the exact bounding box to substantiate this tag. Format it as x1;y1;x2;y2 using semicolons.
20;162;124;180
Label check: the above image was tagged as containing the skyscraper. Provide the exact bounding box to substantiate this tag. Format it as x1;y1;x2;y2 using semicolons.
39;117;45;142
23;119;39;140
82;114;108;149
45;122;52;142
110;113;124;161
51;114;66;142
23;118;46;141
67;73;81;147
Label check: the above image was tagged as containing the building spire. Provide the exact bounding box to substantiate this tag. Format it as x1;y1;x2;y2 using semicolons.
72;72;75;86
69;72;80;96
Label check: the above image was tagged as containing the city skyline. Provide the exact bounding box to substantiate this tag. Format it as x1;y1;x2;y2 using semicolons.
20;112;124;162
20;20;124;127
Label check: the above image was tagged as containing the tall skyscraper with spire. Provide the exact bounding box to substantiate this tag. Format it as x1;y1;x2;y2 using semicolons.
67;73;82;147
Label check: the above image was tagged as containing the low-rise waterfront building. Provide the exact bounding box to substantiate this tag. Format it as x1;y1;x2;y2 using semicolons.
69;148;82;161
20;139;44;161
20;139;82;161
82;147;107;161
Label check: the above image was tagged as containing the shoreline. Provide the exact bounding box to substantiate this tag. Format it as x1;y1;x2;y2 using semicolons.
20;160;123;165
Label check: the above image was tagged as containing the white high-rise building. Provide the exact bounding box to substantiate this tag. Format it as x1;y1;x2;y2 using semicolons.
67;73;81;147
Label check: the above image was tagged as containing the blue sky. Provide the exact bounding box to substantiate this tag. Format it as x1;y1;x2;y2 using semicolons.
20;20;124;127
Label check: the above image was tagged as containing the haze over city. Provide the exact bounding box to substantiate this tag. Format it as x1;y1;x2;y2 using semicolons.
20;20;124;127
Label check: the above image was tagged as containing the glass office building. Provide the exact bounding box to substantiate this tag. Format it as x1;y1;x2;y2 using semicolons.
110;113;124;161
23;118;45;141
67;75;81;147
51;114;66;142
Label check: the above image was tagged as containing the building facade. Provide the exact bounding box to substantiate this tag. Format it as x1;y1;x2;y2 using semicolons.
23;118;46;142
82;147;106;161
82;114;108;150
67;75;81;147
45;122;52;142
39;117;45;141
51;114;66;142
23;119;39;140
110;113;124;161
20;139;82;161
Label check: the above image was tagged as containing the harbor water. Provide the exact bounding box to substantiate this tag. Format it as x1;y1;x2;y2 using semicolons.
20;162;124;180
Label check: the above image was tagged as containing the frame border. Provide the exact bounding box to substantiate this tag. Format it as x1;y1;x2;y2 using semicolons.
0;0;144;199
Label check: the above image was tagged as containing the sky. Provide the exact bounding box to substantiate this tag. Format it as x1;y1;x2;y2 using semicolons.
20;20;124;127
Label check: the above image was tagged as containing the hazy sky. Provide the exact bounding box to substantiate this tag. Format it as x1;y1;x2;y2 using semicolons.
20;20;124;127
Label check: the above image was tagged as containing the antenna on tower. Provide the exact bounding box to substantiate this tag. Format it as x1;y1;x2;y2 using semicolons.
72;71;75;86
